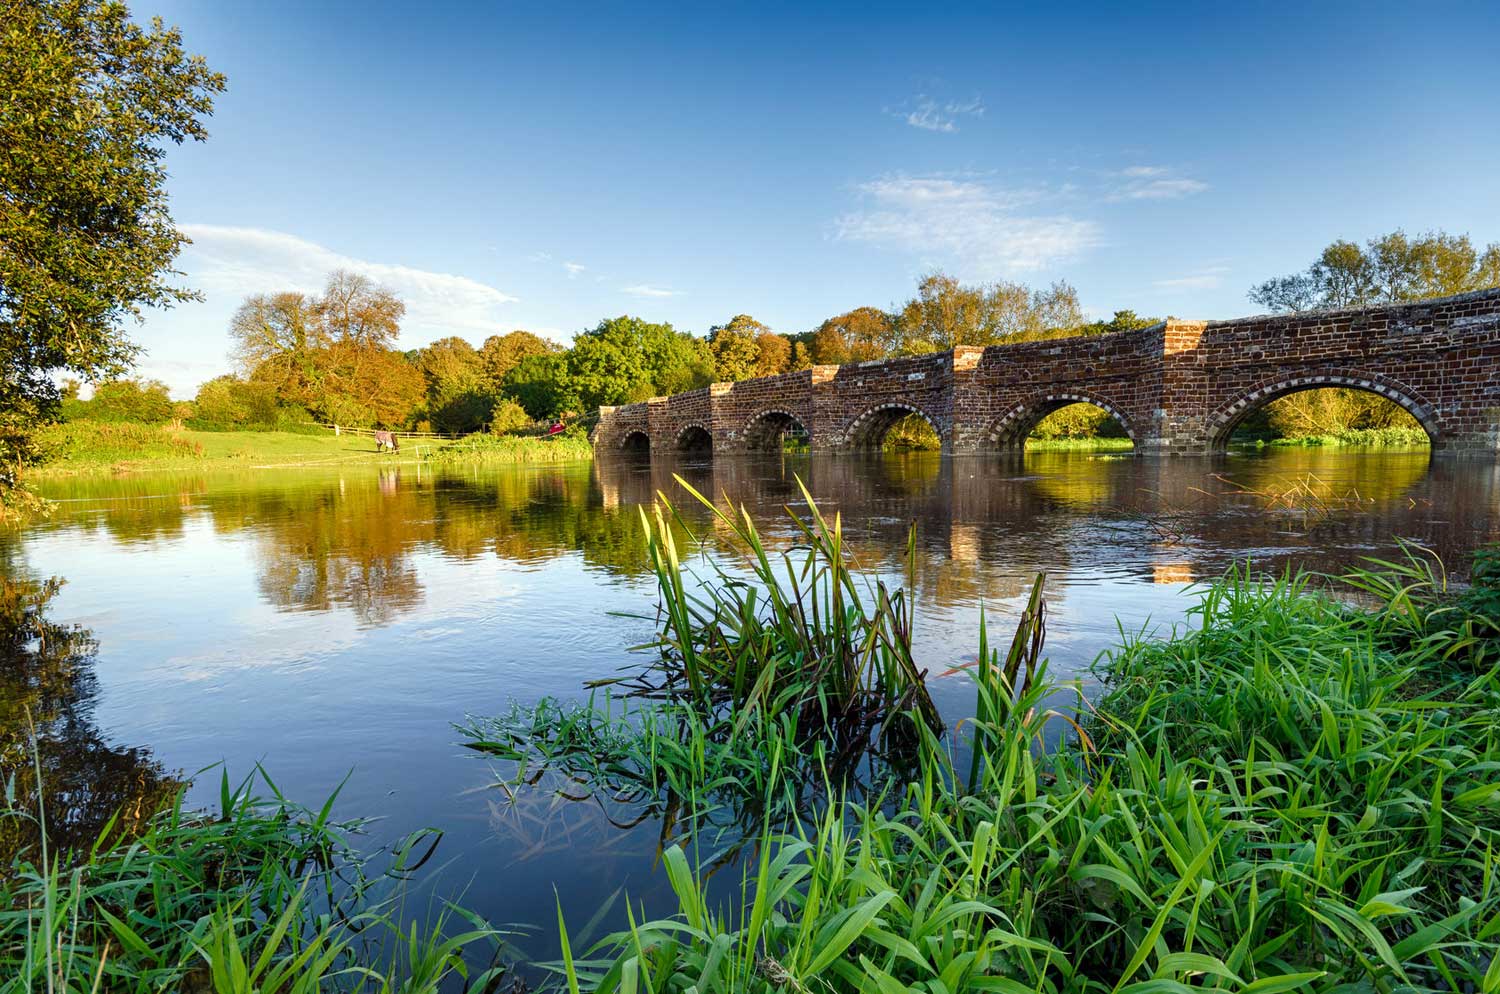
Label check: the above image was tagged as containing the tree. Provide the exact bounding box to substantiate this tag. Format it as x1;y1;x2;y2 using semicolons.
753;332;792;377
479;331;559;388
318;270;403;349
894;273;1085;353
77;378;174;423
708;315;767;381
1250;229;1500;312
504;352;570;419
230;292;325;402
806;307;894;364
0;0;225;501
1077;310;1161;336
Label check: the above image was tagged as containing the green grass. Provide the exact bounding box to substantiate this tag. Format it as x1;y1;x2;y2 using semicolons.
425;433;594;465
508;496;1500;993
29;422;593;477
1251;426;1432;449
1024;436;1136;452
1;764;512;993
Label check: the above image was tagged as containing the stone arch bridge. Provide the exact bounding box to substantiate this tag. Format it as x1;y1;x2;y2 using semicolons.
594;289;1500;455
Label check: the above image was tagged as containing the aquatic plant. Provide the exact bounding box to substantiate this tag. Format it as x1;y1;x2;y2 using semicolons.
552;540;1500;992
465;478;953;842
0;762;512;992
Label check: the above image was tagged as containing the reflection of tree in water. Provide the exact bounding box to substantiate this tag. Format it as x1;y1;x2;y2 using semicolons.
1;555;180;864
244;471;428;627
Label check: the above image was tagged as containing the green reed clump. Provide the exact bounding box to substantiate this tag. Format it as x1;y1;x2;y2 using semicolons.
1;764;511;993
464;478;946;837
556;539;1500;993
634;477;940;741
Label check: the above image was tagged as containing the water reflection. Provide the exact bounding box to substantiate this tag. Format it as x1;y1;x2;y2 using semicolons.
27;451;1500;633
0;551;180;864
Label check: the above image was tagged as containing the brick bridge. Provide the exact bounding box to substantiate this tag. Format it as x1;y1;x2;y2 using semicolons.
594;289;1500;455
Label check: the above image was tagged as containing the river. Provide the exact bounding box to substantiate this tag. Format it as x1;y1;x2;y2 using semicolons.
6;447;1499;969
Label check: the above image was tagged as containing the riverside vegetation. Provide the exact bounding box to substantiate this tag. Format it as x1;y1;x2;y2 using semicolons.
7;483;1499;991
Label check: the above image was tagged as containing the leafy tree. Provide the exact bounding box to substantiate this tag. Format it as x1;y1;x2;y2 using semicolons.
1077;309;1161;336
190;375;289;430
487;399;533;435
805;307;894;364
74;378;174;424
708;315;768;381
894;273;1084;353
416;337;488;432
753;331;792;377
1250;229;1500;312
479;330;559;388
0;0;225;500
505;352;571;419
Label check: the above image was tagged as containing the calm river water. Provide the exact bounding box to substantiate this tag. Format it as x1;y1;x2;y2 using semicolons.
7;448;1500;968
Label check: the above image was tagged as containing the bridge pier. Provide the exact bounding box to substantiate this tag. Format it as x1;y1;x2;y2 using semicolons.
592;289;1500;458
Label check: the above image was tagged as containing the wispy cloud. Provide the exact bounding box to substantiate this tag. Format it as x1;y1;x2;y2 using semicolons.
1108;166;1209;201
1154;265;1230;290
563;261;586;278
621;284;681;298
835;175;1100;274
178;225;519;336
888;94;985;133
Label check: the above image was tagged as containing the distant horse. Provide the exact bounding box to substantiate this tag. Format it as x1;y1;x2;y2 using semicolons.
373;430;400;453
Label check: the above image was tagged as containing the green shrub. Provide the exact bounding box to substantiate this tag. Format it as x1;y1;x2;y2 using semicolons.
66;378;175;424
487;399;533;435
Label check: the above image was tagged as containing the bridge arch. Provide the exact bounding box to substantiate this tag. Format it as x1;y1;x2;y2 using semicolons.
674;422;713;455
842;402;944;451
986;390;1138;449
619;430;651;457
741;409;810;452
1206;369;1441;449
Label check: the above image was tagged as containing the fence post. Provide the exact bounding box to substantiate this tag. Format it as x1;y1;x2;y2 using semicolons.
334;424;340;437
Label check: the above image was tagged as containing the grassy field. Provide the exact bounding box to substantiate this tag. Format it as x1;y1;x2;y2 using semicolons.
29;422;592;477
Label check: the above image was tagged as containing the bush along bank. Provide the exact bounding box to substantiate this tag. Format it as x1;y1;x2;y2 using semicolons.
470;483;1500;993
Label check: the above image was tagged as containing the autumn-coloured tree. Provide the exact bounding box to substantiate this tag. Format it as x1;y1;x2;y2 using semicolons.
806;307;895;364
753;331;792;377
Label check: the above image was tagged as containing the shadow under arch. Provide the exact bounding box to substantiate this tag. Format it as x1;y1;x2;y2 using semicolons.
618;430;651;459
1206;371;1441;450
675;422;713;456
841;402;944;451
987;390;1138;450
741;409;809;452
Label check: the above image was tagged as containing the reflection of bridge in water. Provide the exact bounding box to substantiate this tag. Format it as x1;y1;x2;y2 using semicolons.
596;290;1500;456
593;450;1500;599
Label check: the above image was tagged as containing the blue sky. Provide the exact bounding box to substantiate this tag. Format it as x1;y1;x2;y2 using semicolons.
137;0;1500;396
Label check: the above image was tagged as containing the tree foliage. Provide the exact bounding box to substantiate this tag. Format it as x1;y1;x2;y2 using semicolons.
1250;229;1500;312
0;0;225;494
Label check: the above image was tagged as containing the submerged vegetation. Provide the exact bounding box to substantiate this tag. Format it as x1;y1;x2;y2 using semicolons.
466;486;1500;993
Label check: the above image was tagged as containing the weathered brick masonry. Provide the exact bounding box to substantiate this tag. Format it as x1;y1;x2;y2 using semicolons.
595;289;1500;455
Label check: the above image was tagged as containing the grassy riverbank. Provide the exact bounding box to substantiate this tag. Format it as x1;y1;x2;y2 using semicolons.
1023;435;1135;452
28;422;593;478
480;487;1500;992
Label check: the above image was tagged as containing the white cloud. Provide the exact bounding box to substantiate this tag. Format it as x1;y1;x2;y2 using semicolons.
889;94;985;133
178;224;519;336
563;261;586;278
1108;167;1209;201
835;175;1100;274
621;284;681;298
1154;266;1230;290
